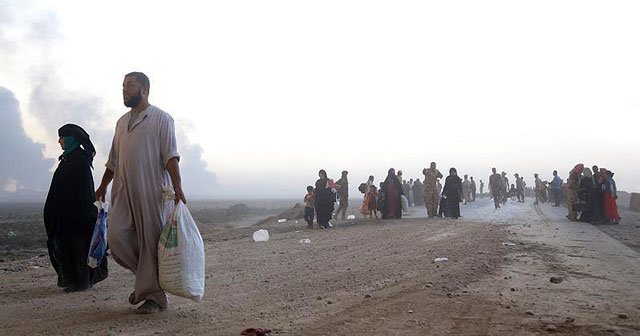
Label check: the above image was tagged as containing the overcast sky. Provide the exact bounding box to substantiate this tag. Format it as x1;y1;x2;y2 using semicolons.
1;0;639;198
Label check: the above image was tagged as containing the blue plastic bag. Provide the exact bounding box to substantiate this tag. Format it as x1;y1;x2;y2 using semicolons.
87;201;108;268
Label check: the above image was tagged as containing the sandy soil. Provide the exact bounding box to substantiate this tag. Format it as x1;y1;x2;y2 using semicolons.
1;198;640;335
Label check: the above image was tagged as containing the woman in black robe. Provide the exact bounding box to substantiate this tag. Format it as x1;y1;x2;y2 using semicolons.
382;168;404;219
44;124;108;292
578;167;595;223
442;168;463;219
314;169;335;228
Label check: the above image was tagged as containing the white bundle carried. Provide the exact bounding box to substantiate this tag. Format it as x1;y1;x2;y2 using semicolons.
158;201;205;301
401;195;409;211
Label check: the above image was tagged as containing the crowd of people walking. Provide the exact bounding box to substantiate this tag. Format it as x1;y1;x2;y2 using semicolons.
303;162;622;229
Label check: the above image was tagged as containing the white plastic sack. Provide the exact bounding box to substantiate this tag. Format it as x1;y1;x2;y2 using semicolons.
158;201;205;301
401;195;409;211
253;229;270;242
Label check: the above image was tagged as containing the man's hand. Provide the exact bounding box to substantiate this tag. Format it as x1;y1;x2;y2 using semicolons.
95;185;107;202
174;186;187;204
167;157;186;204
95;168;114;202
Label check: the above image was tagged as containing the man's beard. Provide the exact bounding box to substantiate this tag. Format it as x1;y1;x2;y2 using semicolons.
124;91;143;108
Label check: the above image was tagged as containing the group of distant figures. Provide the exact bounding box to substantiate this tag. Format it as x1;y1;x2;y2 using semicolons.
357;163;474;220
302;162;622;229
488;168;529;209
531;164;620;224
304;168;410;229
303;163;487;227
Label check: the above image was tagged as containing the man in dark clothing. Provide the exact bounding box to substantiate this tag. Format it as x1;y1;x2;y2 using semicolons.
489;168;502;209
591;165;604;223
470;177;477;202
515;173;525;202
412;179;424;206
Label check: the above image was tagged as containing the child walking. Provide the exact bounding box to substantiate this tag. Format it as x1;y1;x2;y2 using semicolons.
303;186;315;228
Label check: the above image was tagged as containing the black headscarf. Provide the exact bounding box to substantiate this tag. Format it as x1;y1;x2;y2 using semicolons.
58;124;96;164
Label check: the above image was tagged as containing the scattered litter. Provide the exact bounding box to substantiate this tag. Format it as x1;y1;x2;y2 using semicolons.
549;276;564;284
502;242;517;246
328;222;333;228
295;220;298;224
252;229;270;242
298;238;311;244
29;266;40;270
6;231;16;238
434;257;449;262
347;215;356;220
240;327;272;336
277;219;287;223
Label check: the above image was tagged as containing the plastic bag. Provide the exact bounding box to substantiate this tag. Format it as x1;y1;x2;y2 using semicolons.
87;201;108;268
253;229;270;242
158;201;205;301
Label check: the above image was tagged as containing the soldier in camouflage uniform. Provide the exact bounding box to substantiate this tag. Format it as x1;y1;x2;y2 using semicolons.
489;168;502;209
423;162;443;218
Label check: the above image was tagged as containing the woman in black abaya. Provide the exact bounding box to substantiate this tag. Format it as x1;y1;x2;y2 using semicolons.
44;124;108;292
314;169;335;228
578;167;595;223
382;168;404;219
442;167;463;219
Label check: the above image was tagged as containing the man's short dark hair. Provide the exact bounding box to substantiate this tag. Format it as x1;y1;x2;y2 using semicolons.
126;71;150;91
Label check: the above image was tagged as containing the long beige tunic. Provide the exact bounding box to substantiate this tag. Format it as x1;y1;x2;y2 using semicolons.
106;105;179;309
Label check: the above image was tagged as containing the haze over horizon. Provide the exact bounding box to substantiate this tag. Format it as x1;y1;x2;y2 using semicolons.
1;1;639;199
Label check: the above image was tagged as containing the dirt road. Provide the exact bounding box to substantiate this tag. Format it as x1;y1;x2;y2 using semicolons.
1;199;639;335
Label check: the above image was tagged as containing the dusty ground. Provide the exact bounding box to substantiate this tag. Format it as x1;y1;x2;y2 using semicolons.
1;198;640;335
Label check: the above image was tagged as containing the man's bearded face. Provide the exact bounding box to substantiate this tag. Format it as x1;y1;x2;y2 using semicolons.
124;87;143;108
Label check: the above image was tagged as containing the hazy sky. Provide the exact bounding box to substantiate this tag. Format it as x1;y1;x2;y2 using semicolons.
1;0;639;198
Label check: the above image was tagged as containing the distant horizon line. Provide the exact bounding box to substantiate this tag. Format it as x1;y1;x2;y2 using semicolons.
1;190;638;203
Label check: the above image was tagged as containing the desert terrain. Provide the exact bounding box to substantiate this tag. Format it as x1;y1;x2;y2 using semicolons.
1;197;639;335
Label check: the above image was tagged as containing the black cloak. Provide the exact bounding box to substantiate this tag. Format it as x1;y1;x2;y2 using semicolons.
314;178;335;228
43;126;107;290
443;174;463;219
382;172;404;219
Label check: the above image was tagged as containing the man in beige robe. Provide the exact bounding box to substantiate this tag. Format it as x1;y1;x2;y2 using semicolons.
96;72;186;314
